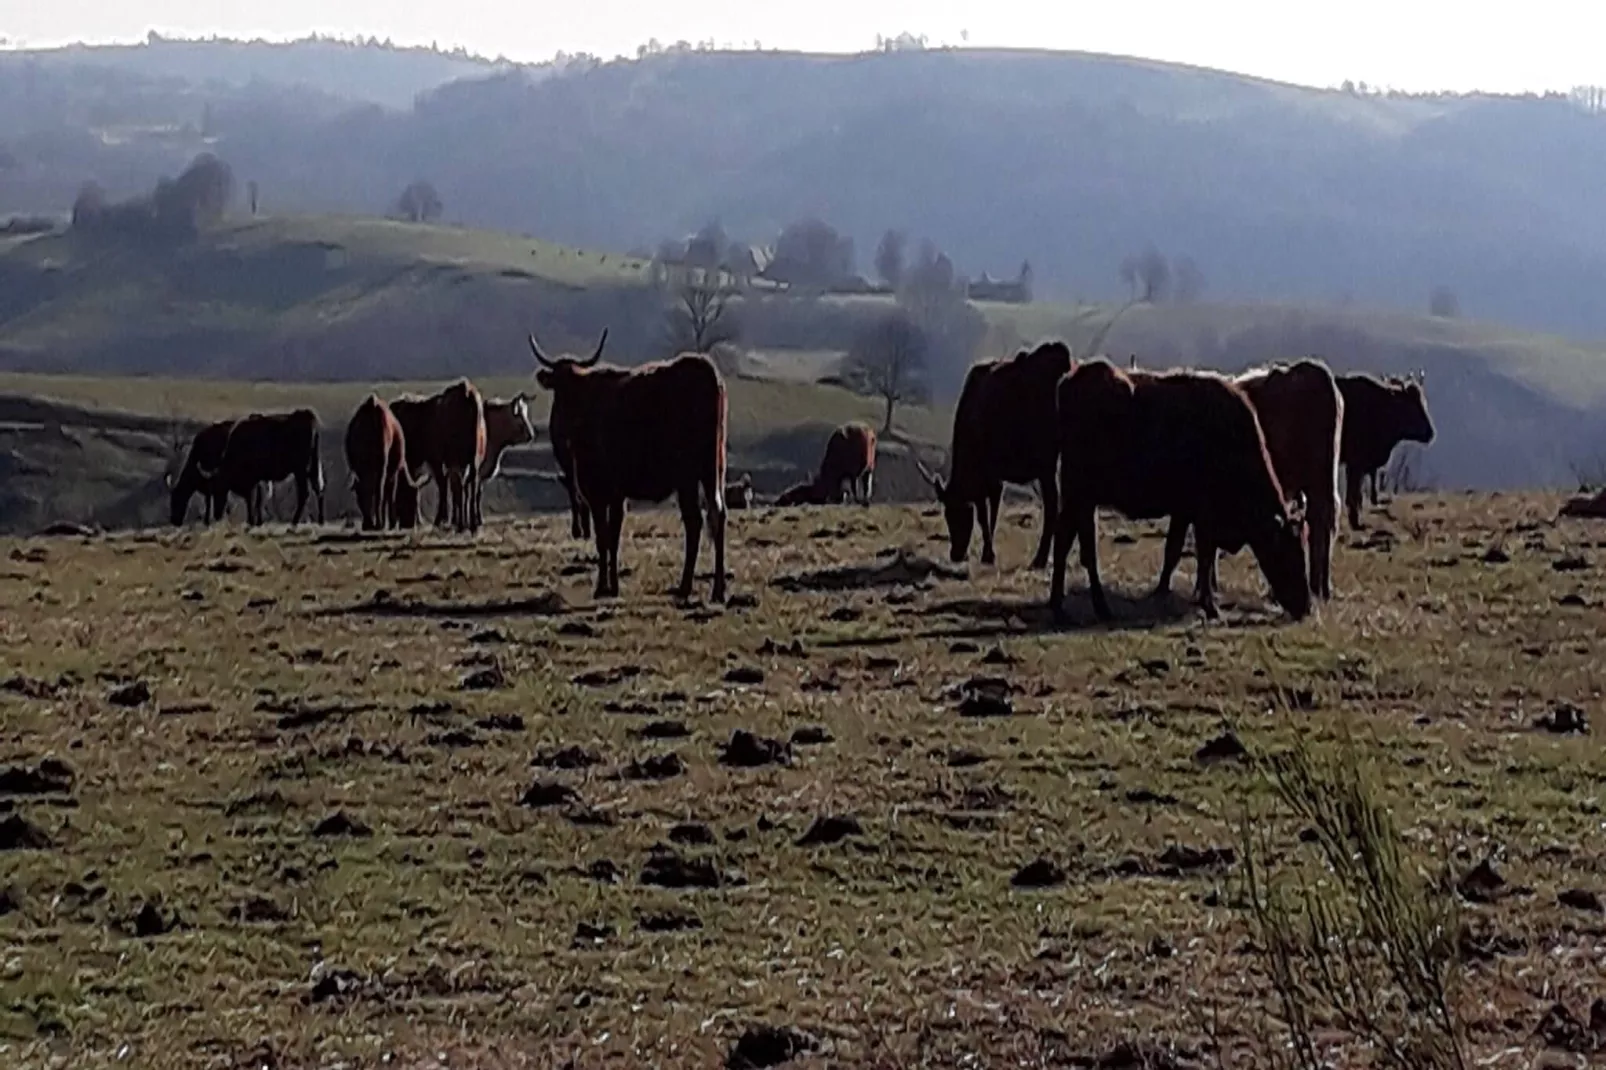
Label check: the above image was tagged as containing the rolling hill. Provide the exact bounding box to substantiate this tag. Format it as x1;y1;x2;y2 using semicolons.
5;43;1606;342
2;214;1606;508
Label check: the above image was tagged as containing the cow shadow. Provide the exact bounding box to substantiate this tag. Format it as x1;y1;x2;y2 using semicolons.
918;589;1199;637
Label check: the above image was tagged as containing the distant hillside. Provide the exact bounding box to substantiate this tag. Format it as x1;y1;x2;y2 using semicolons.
4;45;1606;342
2;215;1605;492
5;35;511;108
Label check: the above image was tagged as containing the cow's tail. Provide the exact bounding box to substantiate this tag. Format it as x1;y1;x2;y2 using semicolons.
1328;385;1344;537
711;377;729;512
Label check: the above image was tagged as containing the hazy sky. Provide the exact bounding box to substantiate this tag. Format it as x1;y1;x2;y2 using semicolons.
5;1;1604;94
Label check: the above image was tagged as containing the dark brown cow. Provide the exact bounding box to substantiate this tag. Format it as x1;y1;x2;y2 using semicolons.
774;479;834;507
167;418;235;525
199;409;326;527
727;474;754;510
389;380;490;533
1335;371;1435;529
916;340;1071;567
819;422;877;504
1049;359;1310;623
530;329;728;602
1156;359;1344;601
344;395;411;531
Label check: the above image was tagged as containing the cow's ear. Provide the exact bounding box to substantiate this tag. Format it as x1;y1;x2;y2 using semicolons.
535;370;555;390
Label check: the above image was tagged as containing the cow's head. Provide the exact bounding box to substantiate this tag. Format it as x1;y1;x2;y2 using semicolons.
1392;371;1435;445
914;456;974;563
530;328;609;392
1250;492;1312;621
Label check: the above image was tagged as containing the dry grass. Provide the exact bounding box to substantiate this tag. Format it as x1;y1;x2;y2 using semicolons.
2;492;1604;1068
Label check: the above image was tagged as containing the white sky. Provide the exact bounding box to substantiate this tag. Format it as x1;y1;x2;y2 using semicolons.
3;1;1604;94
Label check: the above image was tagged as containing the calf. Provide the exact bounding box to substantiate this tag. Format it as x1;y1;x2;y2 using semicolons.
918;340;1071;567
1335;371;1435;529
1157;358;1344;600
1049;359;1310;623
531;329;728;602
200;409;326;527
344;395;410;531
167;418;235;525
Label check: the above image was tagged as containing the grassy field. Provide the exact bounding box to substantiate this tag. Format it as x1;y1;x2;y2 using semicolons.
2;492;1603;1067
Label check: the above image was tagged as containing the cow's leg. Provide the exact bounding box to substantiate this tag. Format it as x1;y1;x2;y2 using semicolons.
1155;517;1189;599
979;487;1002;566
1078;509;1113;622
590;501;616;599
1030;473;1057;569
861;470;873;504
606;502;624;597
1310;495;1337;600
674;486;703;600
1048;496;1080;624
1345;466;1365;531
431;463;450;528
1368;469;1380;506
291;476;309;525
472;473;484;532
1195;531;1222;620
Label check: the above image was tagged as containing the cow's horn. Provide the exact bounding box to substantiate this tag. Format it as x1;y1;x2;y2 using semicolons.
582;328;608;367
913;456;944;492
528;332;556;369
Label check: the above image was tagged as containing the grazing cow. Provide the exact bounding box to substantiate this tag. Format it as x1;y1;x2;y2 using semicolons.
344;395;411;531
916;340;1072;567
1335;371;1435;530
200;409;326;527
167;418;235;525
727;474;754;510
389;380;489;533
1049;359;1310;623
530;329;728;602
1156;359;1344;601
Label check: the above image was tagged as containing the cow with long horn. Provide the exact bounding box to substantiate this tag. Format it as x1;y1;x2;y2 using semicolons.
530;329;729;603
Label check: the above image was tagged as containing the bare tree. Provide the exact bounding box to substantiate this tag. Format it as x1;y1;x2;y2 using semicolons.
874;228;907;289
394;180;443;223
665;272;739;355
843;310;930;432
247;180;259;216
1120;246;1171;303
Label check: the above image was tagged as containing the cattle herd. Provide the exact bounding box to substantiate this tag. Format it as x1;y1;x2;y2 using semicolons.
167;331;1435;620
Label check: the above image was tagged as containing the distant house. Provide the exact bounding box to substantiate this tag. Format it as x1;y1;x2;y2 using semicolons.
968;268;1032;304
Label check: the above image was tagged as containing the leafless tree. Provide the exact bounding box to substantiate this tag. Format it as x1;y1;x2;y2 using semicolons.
843;310;930;432
665;272;739;355
247;180;259;216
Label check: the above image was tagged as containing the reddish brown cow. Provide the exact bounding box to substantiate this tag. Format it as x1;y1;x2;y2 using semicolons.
1157;359;1344;601
917;340;1071;568
389;380;489;533
530;329;728;603
774;422;878;507
199;409;326;527
1335;371;1435;529
820;422;877;504
345;395;411;531
167;418;235;526
1049;359;1310;623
